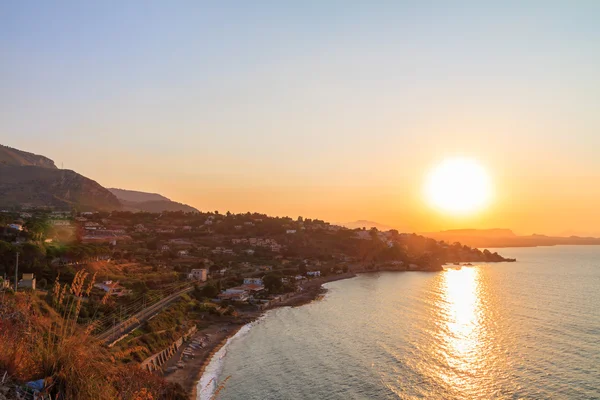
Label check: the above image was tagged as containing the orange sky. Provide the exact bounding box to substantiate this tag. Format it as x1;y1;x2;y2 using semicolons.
3;2;600;236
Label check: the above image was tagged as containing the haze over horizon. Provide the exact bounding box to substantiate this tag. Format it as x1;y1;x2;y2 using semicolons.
3;1;600;236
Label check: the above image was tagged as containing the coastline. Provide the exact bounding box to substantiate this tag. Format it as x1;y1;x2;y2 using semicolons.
165;272;357;399
165;263;505;398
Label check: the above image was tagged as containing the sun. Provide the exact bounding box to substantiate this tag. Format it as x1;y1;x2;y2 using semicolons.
425;158;492;214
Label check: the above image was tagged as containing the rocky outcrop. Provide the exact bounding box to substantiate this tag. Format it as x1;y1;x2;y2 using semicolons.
0;145;57;169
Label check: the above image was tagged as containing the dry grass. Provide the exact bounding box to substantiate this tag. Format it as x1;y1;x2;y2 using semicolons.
0;272;187;400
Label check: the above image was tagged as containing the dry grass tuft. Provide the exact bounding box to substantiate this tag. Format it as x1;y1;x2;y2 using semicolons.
1;273;187;399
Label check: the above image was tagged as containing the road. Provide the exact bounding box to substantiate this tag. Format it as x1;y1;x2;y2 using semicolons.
95;285;194;345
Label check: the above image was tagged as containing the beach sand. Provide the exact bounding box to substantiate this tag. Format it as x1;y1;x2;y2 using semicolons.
164;273;356;399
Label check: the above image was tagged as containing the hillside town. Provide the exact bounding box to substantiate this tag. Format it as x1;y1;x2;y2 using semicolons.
0;207;513;398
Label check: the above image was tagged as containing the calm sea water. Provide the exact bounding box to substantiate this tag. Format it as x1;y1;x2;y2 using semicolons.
198;246;600;400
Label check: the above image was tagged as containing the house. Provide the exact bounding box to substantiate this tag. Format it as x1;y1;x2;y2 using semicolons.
286;229;297;234
51;220;71;226
161;245;170;252
243;277;264;286
182;226;192;231
234;225;242;230
204;219;213;225
84;222;101;230
218;288;249;302
244;221;254;226
20;212;32;219
18;273;36;290
94;281;131;297
188;269;207;281
178;250;189;257
81;211;95;216
8;224;23;231
307;271;321;277
244;249;255;255
355;231;372;240
134;224;147;232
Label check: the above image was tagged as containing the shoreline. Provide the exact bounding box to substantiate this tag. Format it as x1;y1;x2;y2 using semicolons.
166;264;507;398
165;272;357;399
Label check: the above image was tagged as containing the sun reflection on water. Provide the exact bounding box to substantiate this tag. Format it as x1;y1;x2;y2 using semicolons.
439;267;485;392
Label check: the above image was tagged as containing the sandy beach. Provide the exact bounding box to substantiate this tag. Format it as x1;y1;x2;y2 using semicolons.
164;273;356;399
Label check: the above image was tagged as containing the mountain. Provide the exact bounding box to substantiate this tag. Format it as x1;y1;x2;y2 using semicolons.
0;164;122;211
0;145;57;169
421;228;600;248
109;188;199;213
339;220;397;231
108;188;170;203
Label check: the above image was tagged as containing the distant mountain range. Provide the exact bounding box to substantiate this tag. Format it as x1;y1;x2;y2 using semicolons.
420;229;600;248
0;145;198;213
109;188;199;213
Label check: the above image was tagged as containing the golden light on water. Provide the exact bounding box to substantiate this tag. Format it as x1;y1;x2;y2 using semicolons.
425;158;492;215
439;267;485;389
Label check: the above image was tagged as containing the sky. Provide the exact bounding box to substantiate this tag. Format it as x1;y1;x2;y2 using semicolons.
1;1;600;236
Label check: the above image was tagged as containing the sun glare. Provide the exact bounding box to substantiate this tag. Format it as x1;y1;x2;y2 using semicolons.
425;158;492;215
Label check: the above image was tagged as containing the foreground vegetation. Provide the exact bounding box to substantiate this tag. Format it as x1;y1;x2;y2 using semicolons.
0;273;186;400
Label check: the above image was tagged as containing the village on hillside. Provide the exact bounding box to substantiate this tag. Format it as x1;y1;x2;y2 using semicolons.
0;207;512;398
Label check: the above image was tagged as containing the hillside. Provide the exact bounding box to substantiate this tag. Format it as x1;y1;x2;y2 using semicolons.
340;220;397;231
109;188;170;203
110;188;199;213
0;165;122;211
0;144;57;168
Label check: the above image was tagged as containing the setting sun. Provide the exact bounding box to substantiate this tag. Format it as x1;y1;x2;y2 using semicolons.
425;158;492;215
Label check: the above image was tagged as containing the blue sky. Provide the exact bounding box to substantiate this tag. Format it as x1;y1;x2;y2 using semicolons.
1;1;600;234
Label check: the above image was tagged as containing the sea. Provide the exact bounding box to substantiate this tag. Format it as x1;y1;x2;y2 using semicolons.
197;246;600;400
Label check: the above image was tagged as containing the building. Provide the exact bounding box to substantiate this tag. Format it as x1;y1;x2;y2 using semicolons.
177;250;189;257
243;277;264;286
8;224;23;231
286;229;297;234
51;220;71;226
94;281;131;297
218;288;249;302
188;269;208;281
18;273;36;290
307;271;321;277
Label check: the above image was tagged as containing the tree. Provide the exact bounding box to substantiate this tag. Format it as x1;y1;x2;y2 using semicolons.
263;272;284;293
201;284;219;299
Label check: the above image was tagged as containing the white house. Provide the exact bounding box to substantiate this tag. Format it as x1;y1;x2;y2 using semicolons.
51;220;71;226
244;249;255;255
243;277;264;286
307;271;321;277
286;229;297;234
218;288;249;302
178;250;189;257
188;269;207;281
18;273;36;290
